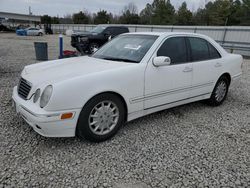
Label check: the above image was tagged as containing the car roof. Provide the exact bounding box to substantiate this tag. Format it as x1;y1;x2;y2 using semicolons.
124;32;208;38
123;31;227;56
98;25;128;28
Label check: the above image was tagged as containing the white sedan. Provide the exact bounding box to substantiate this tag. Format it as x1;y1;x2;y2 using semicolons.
12;32;243;142
26;27;44;36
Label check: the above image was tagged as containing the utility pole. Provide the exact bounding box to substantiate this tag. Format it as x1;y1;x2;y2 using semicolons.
29;6;32;15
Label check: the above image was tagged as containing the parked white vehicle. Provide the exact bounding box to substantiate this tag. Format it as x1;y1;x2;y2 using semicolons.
26;27;44;36
12;32;243;142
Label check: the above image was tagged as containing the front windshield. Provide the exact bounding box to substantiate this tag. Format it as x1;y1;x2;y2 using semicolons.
91;26;107;33
92;35;158;63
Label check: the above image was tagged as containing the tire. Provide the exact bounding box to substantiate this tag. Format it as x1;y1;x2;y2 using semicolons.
38;32;43;36
89;43;99;54
76;93;125;142
207;76;230;106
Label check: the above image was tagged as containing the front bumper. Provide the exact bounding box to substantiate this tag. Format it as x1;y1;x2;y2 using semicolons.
12;86;81;137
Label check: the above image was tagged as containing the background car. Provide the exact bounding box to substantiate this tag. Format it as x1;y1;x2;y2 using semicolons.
26;27;44;36
71;25;129;54
16;27;44;36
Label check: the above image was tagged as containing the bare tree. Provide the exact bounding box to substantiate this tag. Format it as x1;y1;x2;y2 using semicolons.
122;2;138;15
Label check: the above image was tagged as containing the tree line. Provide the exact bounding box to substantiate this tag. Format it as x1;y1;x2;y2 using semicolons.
41;0;250;26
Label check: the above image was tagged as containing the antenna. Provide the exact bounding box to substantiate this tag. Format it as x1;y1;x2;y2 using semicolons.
29;6;32;15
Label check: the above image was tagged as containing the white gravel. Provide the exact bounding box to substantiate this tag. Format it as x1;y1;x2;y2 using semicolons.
0;33;250;188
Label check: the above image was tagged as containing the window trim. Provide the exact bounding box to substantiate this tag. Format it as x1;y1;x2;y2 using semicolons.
156;36;190;65
186;36;222;63
207;41;222;60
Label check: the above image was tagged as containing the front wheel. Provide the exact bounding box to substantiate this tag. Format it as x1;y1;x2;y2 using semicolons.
207;76;229;106
76;94;125;142
38;32;43;36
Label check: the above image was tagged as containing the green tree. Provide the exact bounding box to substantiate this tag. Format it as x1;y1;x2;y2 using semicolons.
193;0;232;26
192;8;207;25
51;17;59;24
226;0;243;25
94;10;111;24
73;11;89;24
176;2;193;25
41;15;59;24
59;14;73;24
140;3;154;24
151;0;175;25
242;0;250;25
41;15;52;24
120;2;140;24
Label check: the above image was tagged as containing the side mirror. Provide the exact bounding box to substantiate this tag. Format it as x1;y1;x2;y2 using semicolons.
153;56;171;67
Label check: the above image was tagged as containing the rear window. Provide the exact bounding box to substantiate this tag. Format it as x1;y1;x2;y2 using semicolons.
113;27;129;35
188;37;210;62
208;42;221;59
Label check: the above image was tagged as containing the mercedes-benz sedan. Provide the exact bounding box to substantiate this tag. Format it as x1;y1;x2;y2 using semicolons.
12;32;243;142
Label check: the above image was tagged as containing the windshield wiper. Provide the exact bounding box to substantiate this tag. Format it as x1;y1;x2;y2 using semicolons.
102;57;138;63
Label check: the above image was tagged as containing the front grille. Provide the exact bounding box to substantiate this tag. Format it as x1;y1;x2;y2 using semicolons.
18;78;32;99
71;35;78;43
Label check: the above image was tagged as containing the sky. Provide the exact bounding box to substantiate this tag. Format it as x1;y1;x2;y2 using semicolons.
0;0;209;17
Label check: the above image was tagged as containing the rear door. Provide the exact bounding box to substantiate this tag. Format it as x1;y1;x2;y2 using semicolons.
33;28;39;35
187;37;222;98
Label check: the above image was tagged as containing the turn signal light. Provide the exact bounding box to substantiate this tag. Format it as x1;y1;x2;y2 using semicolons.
61;113;73;120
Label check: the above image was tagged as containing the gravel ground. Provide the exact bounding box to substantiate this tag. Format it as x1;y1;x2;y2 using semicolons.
0;33;250;188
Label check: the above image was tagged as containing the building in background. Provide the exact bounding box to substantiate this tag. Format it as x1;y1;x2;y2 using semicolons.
0;12;41;28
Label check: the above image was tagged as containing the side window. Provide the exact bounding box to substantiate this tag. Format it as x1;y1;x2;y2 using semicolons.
106;27;115;35
208;42;221;59
119;28;128;34
104;27;113;35
188;37;210;62
157;37;187;64
112;28;121;36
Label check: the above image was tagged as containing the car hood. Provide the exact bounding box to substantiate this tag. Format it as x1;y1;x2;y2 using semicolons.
22;56;132;86
72;31;92;37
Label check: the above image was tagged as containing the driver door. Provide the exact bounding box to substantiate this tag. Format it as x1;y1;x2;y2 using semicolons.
144;36;193;109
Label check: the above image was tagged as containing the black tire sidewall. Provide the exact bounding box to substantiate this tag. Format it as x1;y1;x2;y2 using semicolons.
76;93;125;142
209;77;229;106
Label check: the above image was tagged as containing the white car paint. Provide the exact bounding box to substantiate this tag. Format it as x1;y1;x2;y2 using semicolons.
12;32;243;137
26;27;44;36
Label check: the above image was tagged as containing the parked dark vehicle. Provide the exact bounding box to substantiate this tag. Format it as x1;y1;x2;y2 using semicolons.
44;24;53;35
71;25;129;54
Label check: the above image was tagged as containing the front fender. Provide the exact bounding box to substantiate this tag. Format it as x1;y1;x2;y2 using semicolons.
45;64;145;115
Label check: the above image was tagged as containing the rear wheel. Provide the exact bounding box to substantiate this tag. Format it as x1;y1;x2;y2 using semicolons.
207;76;230;106
76;93;125;142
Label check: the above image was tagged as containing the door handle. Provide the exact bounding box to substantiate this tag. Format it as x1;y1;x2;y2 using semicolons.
183;67;193;73
215;63;222;67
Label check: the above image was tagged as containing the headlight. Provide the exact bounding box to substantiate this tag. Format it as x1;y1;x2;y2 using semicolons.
33;89;41;103
40;85;53;108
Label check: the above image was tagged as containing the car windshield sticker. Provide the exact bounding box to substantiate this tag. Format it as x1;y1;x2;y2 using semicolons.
124;44;141;50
